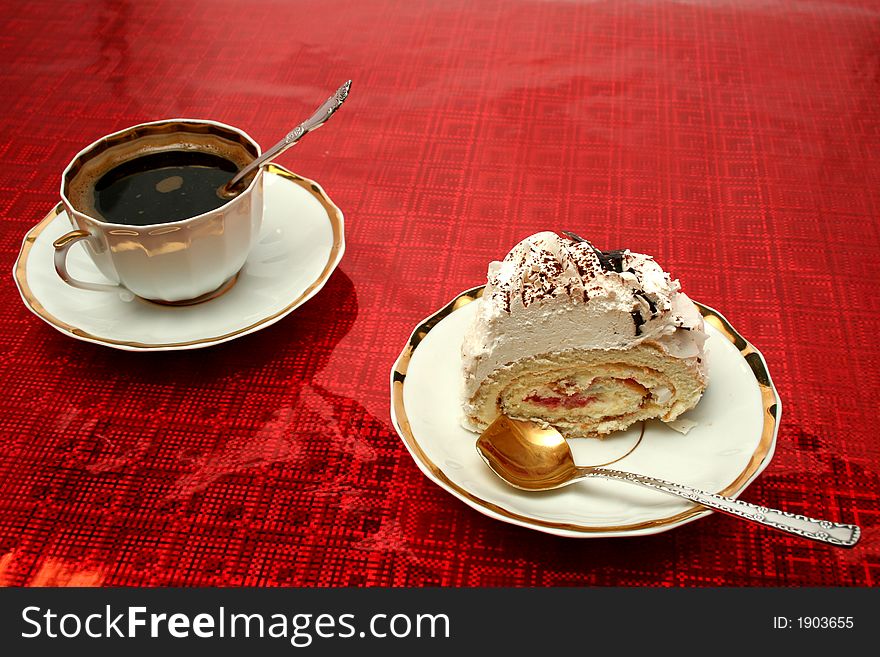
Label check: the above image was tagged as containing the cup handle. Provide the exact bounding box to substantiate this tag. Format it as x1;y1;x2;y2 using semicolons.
53;230;122;293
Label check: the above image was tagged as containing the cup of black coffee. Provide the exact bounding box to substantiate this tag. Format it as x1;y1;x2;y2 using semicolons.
55;119;264;304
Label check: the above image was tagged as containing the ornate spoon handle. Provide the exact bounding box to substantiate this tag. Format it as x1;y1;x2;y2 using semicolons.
580;466;860;547
222;80;351;193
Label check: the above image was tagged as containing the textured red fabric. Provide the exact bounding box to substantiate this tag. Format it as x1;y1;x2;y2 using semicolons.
0;0;878;586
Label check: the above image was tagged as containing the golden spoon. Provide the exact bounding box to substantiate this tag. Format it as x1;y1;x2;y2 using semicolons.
476;416;860;546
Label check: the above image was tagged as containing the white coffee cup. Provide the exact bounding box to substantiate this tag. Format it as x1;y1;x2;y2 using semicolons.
54;118;264;305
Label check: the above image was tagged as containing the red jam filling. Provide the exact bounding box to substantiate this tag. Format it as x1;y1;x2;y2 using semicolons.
523;378;648;410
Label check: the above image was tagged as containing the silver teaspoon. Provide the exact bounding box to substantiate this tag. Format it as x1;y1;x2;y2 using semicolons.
219;80;351;198
477;415;861;547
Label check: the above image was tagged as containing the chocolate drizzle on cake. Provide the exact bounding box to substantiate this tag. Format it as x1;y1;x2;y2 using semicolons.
562;231;628;273
595;249;627;273
631;310;645;336
486;232;682;319
634;290;658;316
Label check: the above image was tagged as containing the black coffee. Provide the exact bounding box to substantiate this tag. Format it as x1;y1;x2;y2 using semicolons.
93;150;240;225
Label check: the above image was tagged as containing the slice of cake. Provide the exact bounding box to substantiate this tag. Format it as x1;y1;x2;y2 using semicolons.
461;231;708;438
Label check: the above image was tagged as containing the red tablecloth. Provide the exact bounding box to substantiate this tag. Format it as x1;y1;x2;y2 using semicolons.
0;0;877;587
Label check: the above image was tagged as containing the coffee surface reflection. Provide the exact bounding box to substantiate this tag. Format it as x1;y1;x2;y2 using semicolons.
93;150;238;225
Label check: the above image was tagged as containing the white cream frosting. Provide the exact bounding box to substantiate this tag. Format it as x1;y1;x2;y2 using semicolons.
461;231;708;403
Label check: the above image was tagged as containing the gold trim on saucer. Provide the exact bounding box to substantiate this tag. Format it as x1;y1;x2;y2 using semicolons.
390;286;781;536
13;164;344;350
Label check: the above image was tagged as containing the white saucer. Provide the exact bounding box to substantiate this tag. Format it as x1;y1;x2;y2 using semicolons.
14;165;344;351
391;287;781;538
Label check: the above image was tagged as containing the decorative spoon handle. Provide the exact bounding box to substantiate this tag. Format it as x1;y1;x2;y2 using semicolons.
223;80;351;193
579;466;860;547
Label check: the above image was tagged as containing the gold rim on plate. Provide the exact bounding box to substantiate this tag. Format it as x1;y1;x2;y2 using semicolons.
390;286;781;536
13;164;345;351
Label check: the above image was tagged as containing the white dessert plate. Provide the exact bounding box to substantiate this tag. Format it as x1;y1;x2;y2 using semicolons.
14;165;344;351
391;286;780;538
